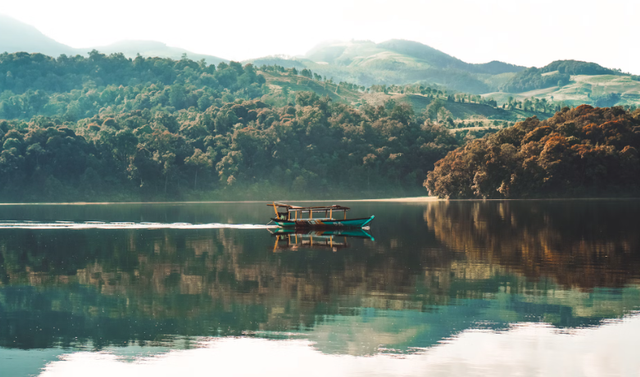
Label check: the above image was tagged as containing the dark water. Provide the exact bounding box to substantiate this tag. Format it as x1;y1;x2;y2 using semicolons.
1;200;639;376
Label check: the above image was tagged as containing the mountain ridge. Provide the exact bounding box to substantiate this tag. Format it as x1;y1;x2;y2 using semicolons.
0;15;227;64
87;40;226;65
1;15;637;106
0;14;76;57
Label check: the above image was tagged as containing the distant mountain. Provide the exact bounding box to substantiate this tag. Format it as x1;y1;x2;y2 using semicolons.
301;39;638;105
2;15;636;104
242;56;306;69
0;14;76;56
306;39;525;75
295;39;527;93
377;39;524;75
89;40;226;65
0;15;226;65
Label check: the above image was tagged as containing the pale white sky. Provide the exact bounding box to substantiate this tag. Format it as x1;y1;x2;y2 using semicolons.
1;0;638;73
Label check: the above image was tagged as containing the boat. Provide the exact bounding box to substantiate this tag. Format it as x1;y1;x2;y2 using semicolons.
268;202;374;229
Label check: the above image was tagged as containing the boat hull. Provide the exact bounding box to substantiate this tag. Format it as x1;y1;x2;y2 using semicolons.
271;215;374;229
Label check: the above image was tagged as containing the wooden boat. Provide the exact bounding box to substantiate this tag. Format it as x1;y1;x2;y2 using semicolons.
268;202;374;229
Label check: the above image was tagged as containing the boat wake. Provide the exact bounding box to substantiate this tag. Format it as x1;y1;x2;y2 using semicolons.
0;221;278;230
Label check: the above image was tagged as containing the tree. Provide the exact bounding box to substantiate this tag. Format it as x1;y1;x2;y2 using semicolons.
185;148;212;190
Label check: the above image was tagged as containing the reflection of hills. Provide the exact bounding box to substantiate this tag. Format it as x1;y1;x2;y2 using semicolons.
424;201;640;289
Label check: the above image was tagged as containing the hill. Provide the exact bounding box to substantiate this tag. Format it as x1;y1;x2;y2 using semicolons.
0;14;76;57
258;68;550;125
377;39;523;75
485;73;640;107
500;60;619;93
297;39;524;93
244;56;306;69
0;15;227;64
0;52;465;201
425;105;640;199
306;39;524;75
261;42;639;107
0;51;556;202
3;15;636;107
87;40;227;65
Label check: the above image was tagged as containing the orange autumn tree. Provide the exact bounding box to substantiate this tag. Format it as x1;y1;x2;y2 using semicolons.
425;105;640;198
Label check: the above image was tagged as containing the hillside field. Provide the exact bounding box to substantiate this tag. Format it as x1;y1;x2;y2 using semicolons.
484;75;640;107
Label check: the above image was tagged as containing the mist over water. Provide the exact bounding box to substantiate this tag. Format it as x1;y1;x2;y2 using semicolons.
1;200;639;376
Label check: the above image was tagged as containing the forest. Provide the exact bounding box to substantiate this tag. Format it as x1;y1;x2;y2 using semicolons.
2;52;639;201
425;105;640;198
0;51;461;201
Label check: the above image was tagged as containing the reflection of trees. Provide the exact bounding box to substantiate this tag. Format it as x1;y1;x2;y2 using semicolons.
0;228;455;350
425;200;640;289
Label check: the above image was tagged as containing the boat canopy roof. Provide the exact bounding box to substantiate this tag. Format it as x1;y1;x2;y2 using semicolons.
268;202;350;212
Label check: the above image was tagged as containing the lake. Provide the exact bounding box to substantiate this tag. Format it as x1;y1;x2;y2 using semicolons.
1;200;639;377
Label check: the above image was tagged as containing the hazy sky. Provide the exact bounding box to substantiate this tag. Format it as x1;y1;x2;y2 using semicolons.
1;0;638;73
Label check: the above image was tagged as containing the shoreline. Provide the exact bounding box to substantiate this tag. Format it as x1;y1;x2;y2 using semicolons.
0;197;439;205
2;196;640;205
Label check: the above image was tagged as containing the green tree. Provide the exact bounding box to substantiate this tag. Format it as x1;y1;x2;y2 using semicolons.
185;148;212;190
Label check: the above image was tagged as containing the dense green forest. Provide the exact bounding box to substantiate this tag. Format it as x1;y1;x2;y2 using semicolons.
0;51;462;201
425;105;640;198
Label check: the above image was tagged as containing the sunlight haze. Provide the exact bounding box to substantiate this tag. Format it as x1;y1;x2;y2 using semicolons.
1;0;638;73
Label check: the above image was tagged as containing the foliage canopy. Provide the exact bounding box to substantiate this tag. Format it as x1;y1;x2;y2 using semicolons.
425;105;640;198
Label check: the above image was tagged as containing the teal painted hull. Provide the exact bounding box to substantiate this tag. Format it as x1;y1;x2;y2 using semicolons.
271;215;374;229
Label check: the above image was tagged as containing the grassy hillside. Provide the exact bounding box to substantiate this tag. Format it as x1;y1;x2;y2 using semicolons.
260;70;548;125
485;74;640;107
267;45;639;107
396;94;543;121
261;71;363;104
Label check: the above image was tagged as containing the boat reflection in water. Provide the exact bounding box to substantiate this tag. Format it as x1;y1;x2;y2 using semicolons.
269;228;374;252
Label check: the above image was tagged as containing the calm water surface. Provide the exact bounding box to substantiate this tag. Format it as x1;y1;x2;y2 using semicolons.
1;200;639;377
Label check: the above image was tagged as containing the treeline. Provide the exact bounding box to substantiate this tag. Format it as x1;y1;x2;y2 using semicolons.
425;105;640;198
0;51;266;120
0;50;266;95
500;96;564;114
